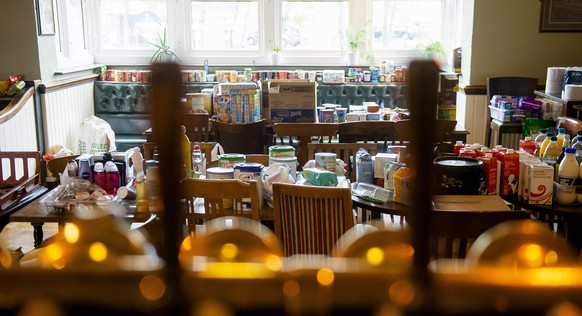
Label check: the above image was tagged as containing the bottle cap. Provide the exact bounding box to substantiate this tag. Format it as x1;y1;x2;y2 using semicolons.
193;145;201;150
559;128;566;133
94;162;104;172
104;161;119;172
551;136;557;141
566;147;576;154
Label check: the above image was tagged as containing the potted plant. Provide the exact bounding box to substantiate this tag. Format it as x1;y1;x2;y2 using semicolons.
270;45;282;65
149;28;180;64
416;40;447;66
344;23;367;65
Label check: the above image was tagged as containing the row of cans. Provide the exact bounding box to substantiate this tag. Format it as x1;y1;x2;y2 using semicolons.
105;69;152;83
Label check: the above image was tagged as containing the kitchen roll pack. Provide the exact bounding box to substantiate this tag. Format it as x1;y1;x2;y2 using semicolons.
562;67;582;98
545;67;566;94
564;84;582;101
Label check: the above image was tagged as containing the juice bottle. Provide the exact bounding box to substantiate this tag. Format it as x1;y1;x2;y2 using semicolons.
556;128;567;148
180;125;192;174
533;129;548;157
539;132;554;158
541;136;561;168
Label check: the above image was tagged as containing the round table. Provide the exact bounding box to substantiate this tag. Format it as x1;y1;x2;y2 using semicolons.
501;195;582;252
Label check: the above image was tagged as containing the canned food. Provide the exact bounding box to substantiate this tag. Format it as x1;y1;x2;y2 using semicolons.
218;154;246;168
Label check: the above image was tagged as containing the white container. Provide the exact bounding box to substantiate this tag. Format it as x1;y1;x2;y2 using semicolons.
527;164;554;205
315;152;337;172
270;156;298;180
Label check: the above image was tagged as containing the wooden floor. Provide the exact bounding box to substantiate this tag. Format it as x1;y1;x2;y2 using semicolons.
0;222;58;254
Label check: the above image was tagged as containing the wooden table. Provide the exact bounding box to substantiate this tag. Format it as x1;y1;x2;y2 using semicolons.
502;195;582;251
10;192;155;248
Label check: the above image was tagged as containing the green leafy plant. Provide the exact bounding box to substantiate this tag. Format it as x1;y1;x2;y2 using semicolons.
149;28;180;64
271;45;283;54
344;22;369;55
416;40;447;60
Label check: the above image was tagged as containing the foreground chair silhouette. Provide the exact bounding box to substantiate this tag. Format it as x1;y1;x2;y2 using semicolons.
272;182;354;256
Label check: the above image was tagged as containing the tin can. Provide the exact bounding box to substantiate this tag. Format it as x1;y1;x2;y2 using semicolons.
234;163;264;210
270;156;298;180
269;145;295;158
122;70;131;82
218;154;246;168
206;167;234;208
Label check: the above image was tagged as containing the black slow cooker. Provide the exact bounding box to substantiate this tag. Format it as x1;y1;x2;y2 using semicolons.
433;157;486;195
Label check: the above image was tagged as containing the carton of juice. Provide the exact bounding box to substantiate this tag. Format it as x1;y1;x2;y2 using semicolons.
499;149;520;196
477;154;498;195
519;137;536;155
528;164;554;205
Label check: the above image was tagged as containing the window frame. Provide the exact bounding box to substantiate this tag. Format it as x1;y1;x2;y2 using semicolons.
89;0;460;67
54;0;95;70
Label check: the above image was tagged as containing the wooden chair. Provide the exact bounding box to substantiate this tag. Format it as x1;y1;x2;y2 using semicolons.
337;121;396;152
178;113;211;142
408;208;528;259
555;116;582;136
485;77;538;148
272;123;338;168
307;143;378;182
272;182;355;256
212;119;267;154
180;178;262;232
245;154;270;166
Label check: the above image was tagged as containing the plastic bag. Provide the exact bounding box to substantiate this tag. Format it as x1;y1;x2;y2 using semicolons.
356;148;374;184
78;115;116;154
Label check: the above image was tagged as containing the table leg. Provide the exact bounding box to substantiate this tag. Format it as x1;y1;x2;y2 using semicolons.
565;218;582;254
32;222;44;249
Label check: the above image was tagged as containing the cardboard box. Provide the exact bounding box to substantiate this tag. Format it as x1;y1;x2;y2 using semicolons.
268;81;317;123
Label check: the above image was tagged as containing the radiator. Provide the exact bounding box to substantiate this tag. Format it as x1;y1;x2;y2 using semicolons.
41;82;94;154
0;97;38;151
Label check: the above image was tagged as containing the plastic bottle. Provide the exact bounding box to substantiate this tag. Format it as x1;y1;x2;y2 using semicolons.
147;166;162;212
78;159;93;183
556;128;567;148
571;136;582;165
192;144;203;176
572;131;582;144
555;147;568;181
135;172;148;212
533;129;548;157
93;162;106;190
104;161;121;195
541;136;561;168
519;136;536;155
557;147;578;204
539;132;554;158
180;125;192;175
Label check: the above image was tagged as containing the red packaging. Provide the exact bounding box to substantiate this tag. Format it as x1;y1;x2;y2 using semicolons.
459;148;476;159
492;146;507;159
499;149;520;196
519;137;536;155
453;141;464;155
477;154;498;195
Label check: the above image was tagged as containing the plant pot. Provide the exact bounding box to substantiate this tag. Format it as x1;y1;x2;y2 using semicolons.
270;53;281;66
346;53;358;66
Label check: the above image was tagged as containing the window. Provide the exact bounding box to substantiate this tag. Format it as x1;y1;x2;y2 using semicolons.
54;0;93;69
372;0;442;50
190;1;258;50
88;0;461;66
280;0;348;50
97;0;167;50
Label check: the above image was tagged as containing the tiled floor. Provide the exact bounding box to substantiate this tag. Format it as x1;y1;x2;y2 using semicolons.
0;222;58;254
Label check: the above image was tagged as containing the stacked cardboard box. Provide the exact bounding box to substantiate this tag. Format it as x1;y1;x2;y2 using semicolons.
267;81;317;124
438;73;459;120
213;83;261;123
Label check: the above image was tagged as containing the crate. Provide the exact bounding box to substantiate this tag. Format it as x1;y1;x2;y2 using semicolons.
0;151;41;212
489;105;539;123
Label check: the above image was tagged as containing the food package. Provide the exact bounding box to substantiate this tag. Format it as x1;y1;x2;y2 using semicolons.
303;168;338;187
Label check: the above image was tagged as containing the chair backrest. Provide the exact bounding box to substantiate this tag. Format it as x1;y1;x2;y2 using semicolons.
143;141;213;162
245;154;270;166
424;209;527;259
337;121;396;151
177;113;211;142
307;143;378;182
555;116;582;136
272;182;354;256
212;119;267;154
180;179;262;225
272;123;339;167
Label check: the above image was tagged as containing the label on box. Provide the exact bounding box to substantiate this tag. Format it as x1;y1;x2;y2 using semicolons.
270;109;315;123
